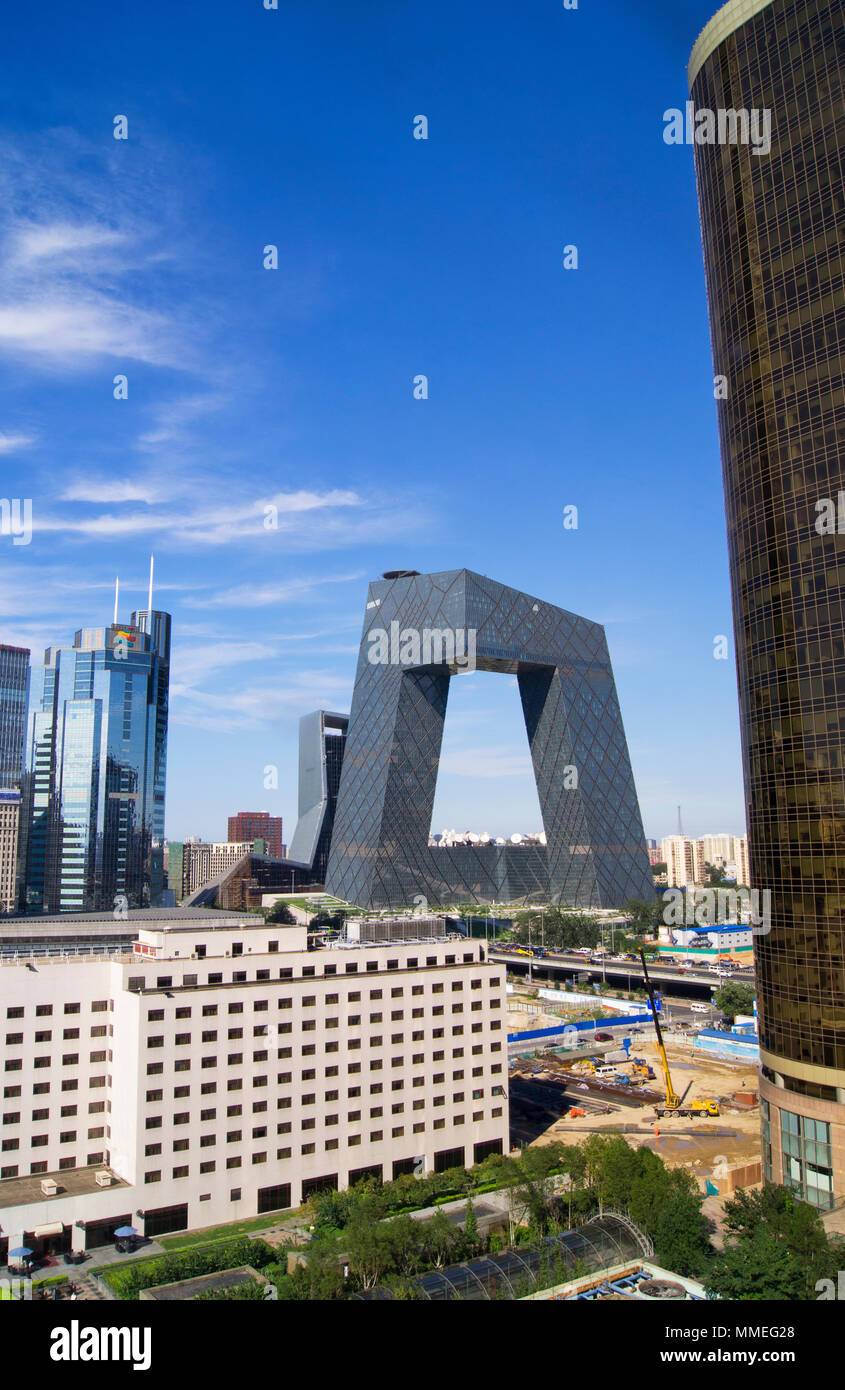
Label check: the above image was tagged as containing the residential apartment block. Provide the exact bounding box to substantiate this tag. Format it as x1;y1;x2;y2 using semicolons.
0;909;508;1255
661;836;705;889
227;812;284;860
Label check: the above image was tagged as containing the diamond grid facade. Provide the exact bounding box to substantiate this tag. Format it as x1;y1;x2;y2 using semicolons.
325;570;652;909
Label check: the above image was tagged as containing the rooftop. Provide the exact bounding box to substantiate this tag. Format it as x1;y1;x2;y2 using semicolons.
688;0;774;89
0;1165;130;1213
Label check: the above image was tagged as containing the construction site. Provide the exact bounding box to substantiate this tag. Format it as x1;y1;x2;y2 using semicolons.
507;952;763;1199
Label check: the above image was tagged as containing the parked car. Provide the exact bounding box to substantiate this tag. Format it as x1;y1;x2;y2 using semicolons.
594;1031;614;1042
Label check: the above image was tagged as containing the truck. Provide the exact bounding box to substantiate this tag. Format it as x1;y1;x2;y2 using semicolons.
639;950;721;1120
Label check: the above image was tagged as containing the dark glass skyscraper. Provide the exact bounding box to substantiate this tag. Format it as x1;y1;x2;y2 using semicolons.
0;644;29;788
20;607;171;913
690;0;845;1203
326;569;652;910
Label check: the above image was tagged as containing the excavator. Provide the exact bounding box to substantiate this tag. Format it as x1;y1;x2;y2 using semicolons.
639;950;720;1119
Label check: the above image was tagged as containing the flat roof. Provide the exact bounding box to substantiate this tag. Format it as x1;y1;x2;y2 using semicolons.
0;1165;130;1212
0;906;258;939
689;0;775;88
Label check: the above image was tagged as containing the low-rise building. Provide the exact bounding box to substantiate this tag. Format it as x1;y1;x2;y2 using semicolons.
0;908;508;1256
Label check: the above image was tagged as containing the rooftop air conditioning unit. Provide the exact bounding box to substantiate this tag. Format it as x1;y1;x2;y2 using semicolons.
40;1178;58;1197
94;1171;113;1188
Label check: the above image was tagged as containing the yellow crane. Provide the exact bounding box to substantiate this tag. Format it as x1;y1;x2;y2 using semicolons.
639;950;720;1119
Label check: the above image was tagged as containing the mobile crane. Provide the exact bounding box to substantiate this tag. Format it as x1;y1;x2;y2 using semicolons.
639;950;720;1119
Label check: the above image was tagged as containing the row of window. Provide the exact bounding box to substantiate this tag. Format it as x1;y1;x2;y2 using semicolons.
142;1114;505;1182
144;977;494;1022
136;952;485;993
144;1033;502;1079
5;1002;110;1018
146;1004;494;1047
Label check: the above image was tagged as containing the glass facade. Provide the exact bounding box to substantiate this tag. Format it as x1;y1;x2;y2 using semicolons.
20;608;170;912
780;1109;833;1207
691;0;845;1083
0;644;29;788
287;710;348;882
326;569;652;909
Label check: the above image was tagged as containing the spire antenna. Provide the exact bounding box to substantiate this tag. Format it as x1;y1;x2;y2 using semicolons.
148;555;154;615
113;576;119;625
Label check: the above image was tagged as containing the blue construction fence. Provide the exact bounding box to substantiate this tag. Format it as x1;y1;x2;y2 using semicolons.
508;1007;658;1045
694;1028;759;1062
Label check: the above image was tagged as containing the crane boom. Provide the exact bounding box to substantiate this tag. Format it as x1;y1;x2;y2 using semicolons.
639;949;681;1108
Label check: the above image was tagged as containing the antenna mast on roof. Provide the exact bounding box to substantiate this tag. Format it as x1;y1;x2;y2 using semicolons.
113;577;119;625
147;555;154;615
677;804;683;836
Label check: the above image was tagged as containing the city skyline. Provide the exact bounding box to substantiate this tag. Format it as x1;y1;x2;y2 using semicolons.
0;0;746;846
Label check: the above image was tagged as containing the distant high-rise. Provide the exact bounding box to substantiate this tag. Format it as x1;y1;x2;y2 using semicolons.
0;644;29;788
0;789;20;913
690;0;845;1204
227;811;283;858
662;835;705;889
288;710;348;884
20;605;171;913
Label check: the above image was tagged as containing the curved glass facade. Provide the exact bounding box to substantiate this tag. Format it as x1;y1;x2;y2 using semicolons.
691;0;845;1196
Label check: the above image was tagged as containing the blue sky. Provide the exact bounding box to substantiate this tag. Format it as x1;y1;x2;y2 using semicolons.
0;0;745;845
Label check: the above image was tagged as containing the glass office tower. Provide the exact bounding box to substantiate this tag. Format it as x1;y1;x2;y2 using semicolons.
0;644;30;788
690;0;845;1204
288;710;348;883
20;608;170;913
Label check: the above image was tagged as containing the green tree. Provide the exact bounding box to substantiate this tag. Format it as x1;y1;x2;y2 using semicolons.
423;1209;461;1269
653;1191;712;1277
462;1198;480;1256
708;1184;840;1300
265;900;296;925
706;1228;812;1300
713;981;755;1022
624;897;664;935
345;1213;392;1291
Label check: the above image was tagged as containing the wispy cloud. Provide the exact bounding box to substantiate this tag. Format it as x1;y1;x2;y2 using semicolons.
35;487;366;548
61;479;163;504
0;135;197;371
171;669;352;733
189;571;363;609
0;432;35;454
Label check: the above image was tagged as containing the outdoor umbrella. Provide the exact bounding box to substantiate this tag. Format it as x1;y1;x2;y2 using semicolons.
8;1247;33;1260
114;1227;138;1238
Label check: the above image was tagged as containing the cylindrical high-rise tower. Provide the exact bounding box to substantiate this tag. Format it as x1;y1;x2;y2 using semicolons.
690;0;845;1206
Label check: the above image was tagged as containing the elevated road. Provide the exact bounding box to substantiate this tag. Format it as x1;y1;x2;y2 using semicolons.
490;948;753;1003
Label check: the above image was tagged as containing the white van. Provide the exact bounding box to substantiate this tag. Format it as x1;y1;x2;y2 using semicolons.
690;1003;709;1015
595;1064;618;1077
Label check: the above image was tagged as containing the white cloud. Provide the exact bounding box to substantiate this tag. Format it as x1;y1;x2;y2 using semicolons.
0;432;35;454
9;222;126;267
0;294;183;368
61;479;163;504
190;571;363;609
34;488;367;549
171;669;352;733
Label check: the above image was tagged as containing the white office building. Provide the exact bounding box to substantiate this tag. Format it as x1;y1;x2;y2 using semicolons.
0;909;508;1256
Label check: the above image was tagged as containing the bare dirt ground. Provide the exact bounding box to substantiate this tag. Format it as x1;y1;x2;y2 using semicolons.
525;1037;763;1182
